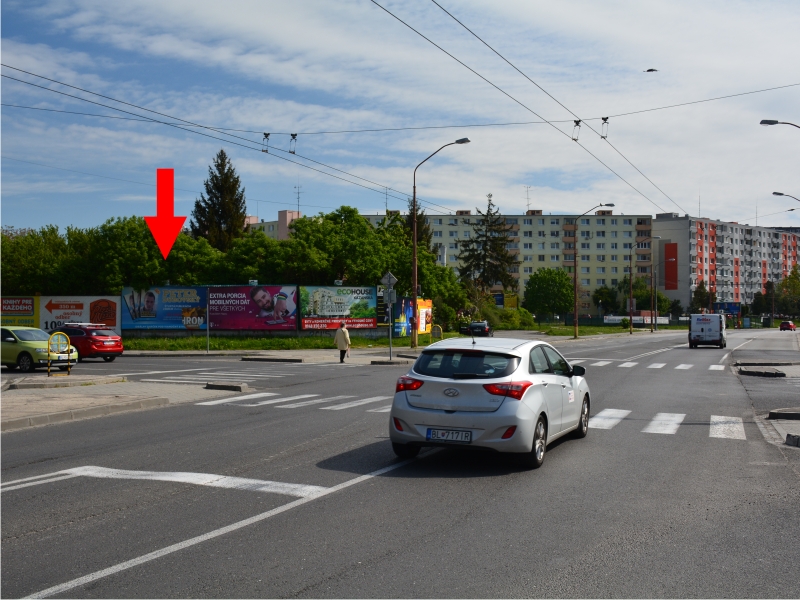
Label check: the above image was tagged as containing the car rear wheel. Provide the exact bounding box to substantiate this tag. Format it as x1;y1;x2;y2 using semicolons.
575;396;589;438
17;353;34;373
520;416;547;469
392;442;420;459
103;356;116;362
75;349;83;363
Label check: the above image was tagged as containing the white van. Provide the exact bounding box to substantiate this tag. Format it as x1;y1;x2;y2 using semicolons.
689;314;727;348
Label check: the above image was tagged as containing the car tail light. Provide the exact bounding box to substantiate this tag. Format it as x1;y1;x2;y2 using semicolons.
483;381;533;400
396;376;423;392
501;426;517;439
393;418;404;432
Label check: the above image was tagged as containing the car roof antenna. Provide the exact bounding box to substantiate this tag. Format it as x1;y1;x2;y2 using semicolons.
471;328;476;345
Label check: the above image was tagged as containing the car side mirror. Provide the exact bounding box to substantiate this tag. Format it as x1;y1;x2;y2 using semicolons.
3;337;16;343
571;365;586;377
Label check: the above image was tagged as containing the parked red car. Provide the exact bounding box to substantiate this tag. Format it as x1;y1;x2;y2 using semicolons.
47;323;124;362
780;321;797;331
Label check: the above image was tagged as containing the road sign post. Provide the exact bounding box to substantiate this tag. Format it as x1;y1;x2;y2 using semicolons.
381;273;398;361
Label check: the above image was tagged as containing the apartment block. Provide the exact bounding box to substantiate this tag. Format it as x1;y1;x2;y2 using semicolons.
249;210;302;240
652;213;800;309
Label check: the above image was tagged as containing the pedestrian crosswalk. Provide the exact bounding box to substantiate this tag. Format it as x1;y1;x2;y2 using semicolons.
197;392;394;413
137;363;355;385
569;360;729;372
589;408;750;440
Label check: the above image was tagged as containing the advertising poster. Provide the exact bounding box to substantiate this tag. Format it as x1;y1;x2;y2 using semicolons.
121;286;207;330
209;285;297;330
40;296;122;332
300;286;377;329
417;299;433;334
1;296;39;327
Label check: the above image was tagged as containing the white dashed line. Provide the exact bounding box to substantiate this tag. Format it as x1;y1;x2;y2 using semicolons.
642;413;686;434
321;396;392;410
277;396;355;408
590;361;611;367
709;416;746;440
196;393;278;406
618;362;638;368
647;363;666;369
675;364;694;370
588;409;631;429
708;365;725;370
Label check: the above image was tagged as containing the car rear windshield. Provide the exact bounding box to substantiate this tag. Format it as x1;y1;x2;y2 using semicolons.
89;330;117;337
414;350;520;379
14;329;51;341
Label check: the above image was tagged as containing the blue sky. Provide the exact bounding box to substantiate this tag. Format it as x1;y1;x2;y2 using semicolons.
2;0;799;231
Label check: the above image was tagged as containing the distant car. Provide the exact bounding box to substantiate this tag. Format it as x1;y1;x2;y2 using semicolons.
780;321;796;331
48;323;124;362
1;326;78;373
469;321;493;337
389;338;591;468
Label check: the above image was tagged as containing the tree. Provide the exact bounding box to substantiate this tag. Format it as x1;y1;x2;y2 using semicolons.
690;281;715;313
669;298;683;319
404;198;433;253
458;193;518;293
523;268;573;321
591;286;617;315
190;149;247;252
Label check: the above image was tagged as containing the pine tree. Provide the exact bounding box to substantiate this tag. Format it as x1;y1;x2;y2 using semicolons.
457;194;518;293
405;197;433;252
190;149;247;252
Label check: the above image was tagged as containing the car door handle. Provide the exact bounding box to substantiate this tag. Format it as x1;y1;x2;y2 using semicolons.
541;381;548;386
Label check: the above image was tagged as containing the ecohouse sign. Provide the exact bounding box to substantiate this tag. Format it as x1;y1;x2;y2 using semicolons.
299;286;377;330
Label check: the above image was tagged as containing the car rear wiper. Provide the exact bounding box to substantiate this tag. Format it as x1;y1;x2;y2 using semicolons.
452;373;490;379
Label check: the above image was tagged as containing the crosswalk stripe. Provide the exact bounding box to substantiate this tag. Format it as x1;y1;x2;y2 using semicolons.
277;396;355;408
618;362;638;368
321;396;392;410
196;393;279;406
241;394;319;406
588;409;631;429
642;413;686;434
709;415;746;440
647;363;666;369
197;373;286;378
568;360;585;364
367;405;393;413
708;365;725;371
139;378;255;384
590;361;611;367
675;364;693;370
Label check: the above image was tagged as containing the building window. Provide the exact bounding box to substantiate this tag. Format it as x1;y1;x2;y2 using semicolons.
581;242;590;249
596;231;606;238
523;218;532;225
538;218;545;225
538;255;545;262
580;218;590;225
597;279;606;285
538;231;546;237
596;243;605;249
523;242;533;249
537;243;545;250
611;219;618;225
581;267;590;274
551;231;560;237
523;267;533;274
611;279;618;286
551;219;560;225
523;231;533;237
523;255;532;262
581;279;590;285
505;218;518;225
551;255;559;262
623;219;632;226
580;231;591;238
564;254;574;261
596;219;605;225
597;267;605;274
623;231;633;238
611;231;618;238
449;230;458;237
551;242;560;249
433;231;442;237
597;255;606;262
433;218;442;225
449;243;458;249
611;243;618;249
611;255;618;262
463;231;470;237
581;254;590;261
611;267;618;273
449;255;457;262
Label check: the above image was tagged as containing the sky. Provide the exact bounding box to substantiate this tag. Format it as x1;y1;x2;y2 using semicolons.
2;0;799;231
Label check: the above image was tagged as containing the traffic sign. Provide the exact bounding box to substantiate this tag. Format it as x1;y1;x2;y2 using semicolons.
381;272;398;287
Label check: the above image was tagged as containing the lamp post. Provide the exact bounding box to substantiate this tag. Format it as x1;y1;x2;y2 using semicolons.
411;138;470;349
773;192;800;202
760;119;800;130
628;235;658;334
573;203;615;339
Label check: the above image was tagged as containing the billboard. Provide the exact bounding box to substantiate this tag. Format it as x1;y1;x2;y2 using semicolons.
391;297;433;337
713;302;741;315
299;286;377;329
209;286;297;330
121;286;207;330
1;296;39;327
417;298;433;334
39;296;122;332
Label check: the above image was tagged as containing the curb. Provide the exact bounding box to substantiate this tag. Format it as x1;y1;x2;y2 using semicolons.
734;361;800;367
205;381;249;392
738;367;785;378
396;353;420;360
787;434;800;448
370;360;412;365
767;408;800;420
123;351;264;357
241;357;304;363
1;397;169;432
7;376;127;390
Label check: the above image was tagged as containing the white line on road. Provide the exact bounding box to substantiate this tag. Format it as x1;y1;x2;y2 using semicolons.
321;396;392;410
588;409;631;429
626;347;672;360
139;378;255;384
243;394;319;406
642;413;686;434
276;395;354;408
719;353;730;364
709;416;747;440
196;373;286;378
1;474;82;492
112;368;209;377
675;364;694;370
24;458;421;599
196;393;278;406
367;405;393;413
732;339;754;351
708;365;725;371
590;361;611;367
618;362;638;368
568;360;585;364
647;363;666;369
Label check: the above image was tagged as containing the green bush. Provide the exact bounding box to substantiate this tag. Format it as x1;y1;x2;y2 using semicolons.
518;307;536;328
620;318;630;329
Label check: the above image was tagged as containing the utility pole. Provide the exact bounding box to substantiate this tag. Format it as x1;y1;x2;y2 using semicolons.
294;178;303;214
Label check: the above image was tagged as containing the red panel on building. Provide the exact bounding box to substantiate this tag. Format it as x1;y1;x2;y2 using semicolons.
665;243;678;290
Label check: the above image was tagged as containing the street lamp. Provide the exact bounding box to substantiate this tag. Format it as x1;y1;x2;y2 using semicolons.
628;235;659;334
773;191;800;202
411;137;470;349
573;203;615;339
760;119;800;129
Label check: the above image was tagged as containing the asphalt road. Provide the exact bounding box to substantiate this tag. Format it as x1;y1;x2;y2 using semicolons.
2;330;799;598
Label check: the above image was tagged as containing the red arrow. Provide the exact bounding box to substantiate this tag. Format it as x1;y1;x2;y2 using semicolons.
144;169;186;259
45;300;84;312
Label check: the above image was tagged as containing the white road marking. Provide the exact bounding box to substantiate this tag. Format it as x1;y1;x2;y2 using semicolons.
642;413;686;434
618;362;638;368
321;396;392;410
242;394;319;406
719;353;730;364
590;361;611;367
196;393;278;406
1;474;82;492
367;405;393;413
197;373;286;378
588;409;631;429
276;396;355;408
626;347;672;360
709;416;747;440
708;365;725;370
647;363;666;369
25;458;421;599
675;364;693;370
2;466;327;498
568;360;585;364
139;378;255;384
731;339;753;351
113;368;209;377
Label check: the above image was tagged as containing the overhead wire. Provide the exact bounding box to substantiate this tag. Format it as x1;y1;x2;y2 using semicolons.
1;66;456;216
368;0;668;214
428;0;686;214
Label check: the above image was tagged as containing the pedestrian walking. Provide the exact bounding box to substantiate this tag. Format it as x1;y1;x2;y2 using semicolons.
334;321;351;363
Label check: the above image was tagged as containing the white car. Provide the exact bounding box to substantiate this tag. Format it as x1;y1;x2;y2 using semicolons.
389;338;591;468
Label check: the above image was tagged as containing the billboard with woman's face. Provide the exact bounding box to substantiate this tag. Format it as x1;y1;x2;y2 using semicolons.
208;286;297;330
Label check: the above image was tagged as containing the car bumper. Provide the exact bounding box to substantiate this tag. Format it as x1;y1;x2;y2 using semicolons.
389;392;537;453
38;355;78;364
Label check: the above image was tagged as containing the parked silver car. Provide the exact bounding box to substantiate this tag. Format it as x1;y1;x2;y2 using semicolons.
389;338;591;468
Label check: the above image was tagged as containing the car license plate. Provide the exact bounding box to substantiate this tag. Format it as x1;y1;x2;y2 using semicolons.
426;428;472;443
104;341;115;345
58;355;67;360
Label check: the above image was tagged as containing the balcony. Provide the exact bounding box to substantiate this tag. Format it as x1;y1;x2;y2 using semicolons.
562;224;577;232
562;235;576;243
635;223;651;231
